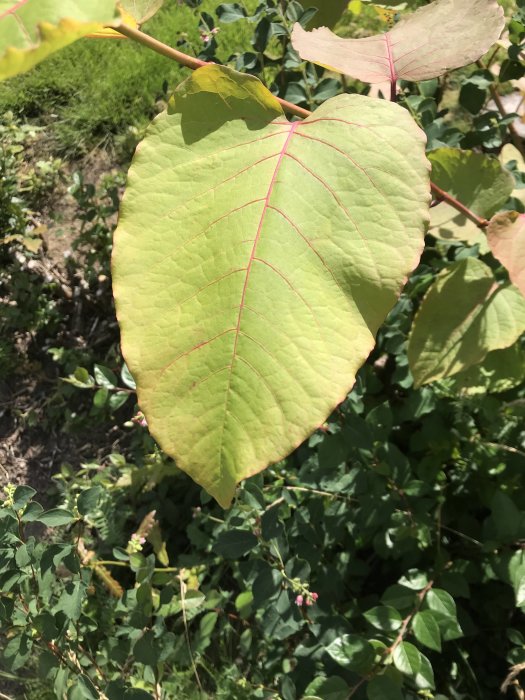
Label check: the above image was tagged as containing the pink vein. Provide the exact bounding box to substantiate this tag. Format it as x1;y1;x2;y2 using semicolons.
218;122;299;468
284;151;382;284
175;267;246;310
253;256;323;327
292;131;405;230
239;326;306;392
158;328;236;380
153;130;290;182
268;205;352;304
284;153;363;242
182;365;231;398
384;33;397;84
0;0;28;19
150;199;265;274
159;152;280;223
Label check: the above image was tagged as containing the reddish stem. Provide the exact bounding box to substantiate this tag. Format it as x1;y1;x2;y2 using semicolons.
115;24;311;119
390;80;397;103
430;182;489;228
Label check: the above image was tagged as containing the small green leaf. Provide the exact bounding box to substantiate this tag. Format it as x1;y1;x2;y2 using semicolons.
235;590;253;618
414;652;436;690
412;610;441;651
213;529;258;558
77;486;103;516
93;387;109;408
393;641;422;676
304;676;349;700
21;501;44;522
121;363;137;389
425;588;457;620
182;590;205;610
72;674;98;700
69;367;95;388
381;585;415;611
366;674;404;700
3;633;33;671
133;630;157;666
216;3;248;22
94;364;118;388
12;485;36;510
298;0;347;28
325;634;375;674
109;391;130;410
364;605;402;632
38;508;76;526
55;581;85;621
15;543;31;568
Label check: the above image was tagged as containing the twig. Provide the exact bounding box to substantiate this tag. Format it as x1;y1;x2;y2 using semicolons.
476;59;525;161
385;580;434;657
347;580;434;697
430;182;489;228
115;24;310;119
179;572;203;694
489;86;525;160
482;441;525;460
112;26;491;232
502;661;525;695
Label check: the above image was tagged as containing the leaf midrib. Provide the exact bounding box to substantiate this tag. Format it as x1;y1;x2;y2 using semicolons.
217;121;299;473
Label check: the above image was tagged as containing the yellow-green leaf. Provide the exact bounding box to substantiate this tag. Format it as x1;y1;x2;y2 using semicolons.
0;0;122;80
408;258;525;387
448;344;525;395
429;148;514;251
112;65;430;507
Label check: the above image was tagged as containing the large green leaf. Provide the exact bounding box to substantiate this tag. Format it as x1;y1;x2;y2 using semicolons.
291;0;504;84
0;0;121;80
408;258;525;387
487;212;525;297
113;65;430;507
429;148;514;250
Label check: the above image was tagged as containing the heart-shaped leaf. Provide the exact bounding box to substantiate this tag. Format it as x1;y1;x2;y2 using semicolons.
408;258;525;387
429;148;514;250
487;211;525;297
112;65;430;507
291;0;504;84
0;0;122;80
